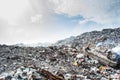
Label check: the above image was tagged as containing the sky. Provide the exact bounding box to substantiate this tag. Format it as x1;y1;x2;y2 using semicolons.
0;0;120;44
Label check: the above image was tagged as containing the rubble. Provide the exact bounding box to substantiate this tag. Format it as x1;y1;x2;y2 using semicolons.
0;27;120;80
0;44;120;80
0;65;63;80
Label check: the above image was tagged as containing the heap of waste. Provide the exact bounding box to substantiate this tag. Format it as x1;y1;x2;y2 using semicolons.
0;27;120;80
0;65;63;80
0;45;120;80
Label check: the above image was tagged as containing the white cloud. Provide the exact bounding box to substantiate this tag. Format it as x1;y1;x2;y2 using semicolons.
0;0;120;44
51;0;120;25
79;19;90;24
31;14;43;23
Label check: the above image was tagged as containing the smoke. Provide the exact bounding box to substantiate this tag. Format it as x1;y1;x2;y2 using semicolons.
112;46;120;54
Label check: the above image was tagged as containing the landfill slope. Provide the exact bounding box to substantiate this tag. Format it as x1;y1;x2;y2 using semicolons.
56;27;120;49
0;27;120;80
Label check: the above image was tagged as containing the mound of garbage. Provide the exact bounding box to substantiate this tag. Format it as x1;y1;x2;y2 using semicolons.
0;27;120;80
0;65;63;80
0;45;120;80
56;27;120;49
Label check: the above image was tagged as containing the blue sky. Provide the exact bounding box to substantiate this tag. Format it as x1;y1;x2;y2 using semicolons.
0;0;120;44
50;14;84;31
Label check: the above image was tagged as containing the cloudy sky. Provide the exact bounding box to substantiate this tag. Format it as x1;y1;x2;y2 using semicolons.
0;0;120;44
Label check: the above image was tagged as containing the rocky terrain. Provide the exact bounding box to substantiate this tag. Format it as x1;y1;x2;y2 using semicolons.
0;27;120;80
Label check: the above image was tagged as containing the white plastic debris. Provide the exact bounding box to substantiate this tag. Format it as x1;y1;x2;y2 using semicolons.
76;54;84;58
112;46;120;54
64;73;72;80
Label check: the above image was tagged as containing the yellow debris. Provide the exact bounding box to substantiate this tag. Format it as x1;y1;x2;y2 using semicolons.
99;66;106;72
73;61;78;66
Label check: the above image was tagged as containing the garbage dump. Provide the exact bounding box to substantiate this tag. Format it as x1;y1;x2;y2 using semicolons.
0;45;120;80
85;47;120;67
0;65;63;80
0;28;120;80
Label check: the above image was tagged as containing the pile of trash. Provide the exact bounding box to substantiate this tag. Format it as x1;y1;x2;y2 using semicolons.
0;65;63;80
0;27;120;80
0;54;120;80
